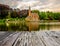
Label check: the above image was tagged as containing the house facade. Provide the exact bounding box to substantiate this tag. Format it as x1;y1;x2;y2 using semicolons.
25;6;39;21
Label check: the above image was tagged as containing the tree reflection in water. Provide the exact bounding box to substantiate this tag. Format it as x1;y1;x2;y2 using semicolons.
0;22;60;31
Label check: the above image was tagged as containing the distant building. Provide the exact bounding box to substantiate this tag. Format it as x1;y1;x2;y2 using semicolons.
25;6;39;21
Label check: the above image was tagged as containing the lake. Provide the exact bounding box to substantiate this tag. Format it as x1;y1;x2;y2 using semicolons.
0;21;60;31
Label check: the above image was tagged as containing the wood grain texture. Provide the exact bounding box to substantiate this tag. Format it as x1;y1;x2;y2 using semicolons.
0;31;60;46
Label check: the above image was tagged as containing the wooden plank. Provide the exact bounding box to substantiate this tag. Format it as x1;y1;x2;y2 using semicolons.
13;32;45;46
36;31;60;46
47;31;60;45
0;32;20;46
30;32;45;46
0;31;60;46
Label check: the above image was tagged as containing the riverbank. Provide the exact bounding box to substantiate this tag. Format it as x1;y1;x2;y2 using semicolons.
0;18;60;23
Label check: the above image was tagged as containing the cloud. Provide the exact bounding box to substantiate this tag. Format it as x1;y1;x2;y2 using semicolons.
0;0;60;12
16;1;41;9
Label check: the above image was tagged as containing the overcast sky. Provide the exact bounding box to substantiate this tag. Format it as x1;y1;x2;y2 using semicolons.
0;0;60;12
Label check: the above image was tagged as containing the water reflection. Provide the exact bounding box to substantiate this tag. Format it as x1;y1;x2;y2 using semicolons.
26;22;40;31
39;24;60;31
0;22;60;31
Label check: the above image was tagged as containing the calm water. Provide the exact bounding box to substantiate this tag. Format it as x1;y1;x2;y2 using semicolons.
0;21;60;31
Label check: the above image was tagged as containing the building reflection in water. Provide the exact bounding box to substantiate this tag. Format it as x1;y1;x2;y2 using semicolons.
26;22;40;31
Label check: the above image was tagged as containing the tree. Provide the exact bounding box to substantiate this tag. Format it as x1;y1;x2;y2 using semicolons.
11;9;18;18
0;4;11;19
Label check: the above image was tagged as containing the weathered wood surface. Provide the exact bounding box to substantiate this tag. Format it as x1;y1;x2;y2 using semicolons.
0;31;60;46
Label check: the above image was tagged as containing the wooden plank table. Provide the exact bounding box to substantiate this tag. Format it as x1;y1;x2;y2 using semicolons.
0;31;60;46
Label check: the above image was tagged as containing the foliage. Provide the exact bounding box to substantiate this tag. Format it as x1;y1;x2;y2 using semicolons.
32;10;60;20
0;6;60;20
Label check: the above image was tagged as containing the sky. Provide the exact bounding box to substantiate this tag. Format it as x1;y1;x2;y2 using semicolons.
0;0;60;12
